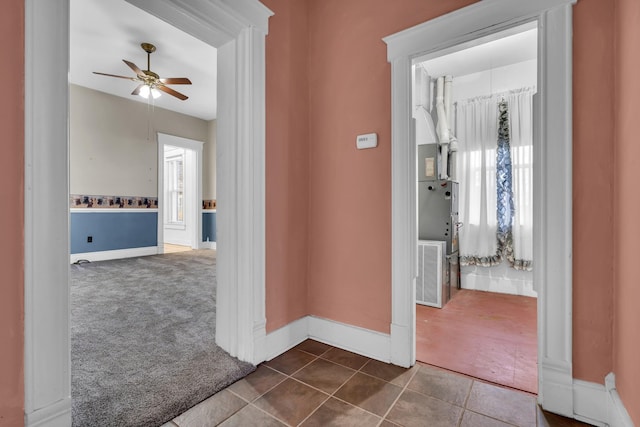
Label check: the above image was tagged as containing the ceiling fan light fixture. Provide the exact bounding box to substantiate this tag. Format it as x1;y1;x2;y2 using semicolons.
138;84;161;99
94;42;190;101
138;84;150;98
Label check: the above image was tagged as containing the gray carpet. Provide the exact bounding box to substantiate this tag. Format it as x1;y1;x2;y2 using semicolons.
70;250;255;427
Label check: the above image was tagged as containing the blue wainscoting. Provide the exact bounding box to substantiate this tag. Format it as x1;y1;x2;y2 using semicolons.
202;211;216;242
71;210;158;254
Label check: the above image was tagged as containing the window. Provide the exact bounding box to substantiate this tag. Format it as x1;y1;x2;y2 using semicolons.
165;150;185;226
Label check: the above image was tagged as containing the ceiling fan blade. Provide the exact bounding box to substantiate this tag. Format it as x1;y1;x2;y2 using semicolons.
131;84;144;96
159;77;192;85
93;71;137;81
123;59;145;77
157;84;188;100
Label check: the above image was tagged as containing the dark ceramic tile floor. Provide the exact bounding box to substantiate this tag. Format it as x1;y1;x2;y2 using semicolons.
162;340;590;427
417;289;538;394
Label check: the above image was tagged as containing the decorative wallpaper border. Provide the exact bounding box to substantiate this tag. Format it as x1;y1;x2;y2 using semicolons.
70;194;158;209
203;199;217;210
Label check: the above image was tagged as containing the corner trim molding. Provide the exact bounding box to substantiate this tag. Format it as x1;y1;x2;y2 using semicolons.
384;0;575;415
605;373;635;427
264;317;309;361
69;246;160;264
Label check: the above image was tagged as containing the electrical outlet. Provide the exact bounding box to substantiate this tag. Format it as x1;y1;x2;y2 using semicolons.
87;236;93;243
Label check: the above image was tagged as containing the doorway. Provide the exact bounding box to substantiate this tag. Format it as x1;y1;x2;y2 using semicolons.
385;0;574;415
158;133;204;253
412;23;538;393
24;1;271;424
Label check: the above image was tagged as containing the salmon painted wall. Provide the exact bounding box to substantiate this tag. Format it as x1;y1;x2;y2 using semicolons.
0;0;24;425
262;0;310;332
613;0;640;422
572;0;615;383
299;0;616;382
306;0;474;333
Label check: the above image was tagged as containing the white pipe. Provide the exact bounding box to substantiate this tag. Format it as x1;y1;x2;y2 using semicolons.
435;76;449;179
444;75;453;135
435;77;449;144
444;76;458;181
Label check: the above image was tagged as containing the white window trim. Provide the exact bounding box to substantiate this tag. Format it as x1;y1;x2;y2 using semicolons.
158;134;202;247
164;149;186;227
384;0;576;416
24;1;272;425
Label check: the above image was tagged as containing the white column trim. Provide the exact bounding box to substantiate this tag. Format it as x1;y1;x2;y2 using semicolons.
214;39;239;359
24;0;72;425
234;25;268;363
389;57;416;368
25;1;272;425
536;4;575;417
384;0;576;416
127;1;272;365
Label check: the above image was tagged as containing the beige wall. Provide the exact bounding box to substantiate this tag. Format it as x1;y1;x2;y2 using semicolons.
614;0;640;422
70;84;215;197
204;120;217;200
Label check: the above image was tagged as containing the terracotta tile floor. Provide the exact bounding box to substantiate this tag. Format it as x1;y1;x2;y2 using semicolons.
416;289;538;394
162;340;588;426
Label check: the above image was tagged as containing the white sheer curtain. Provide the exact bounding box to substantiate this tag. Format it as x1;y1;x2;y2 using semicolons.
507;89;534;265
456;95;499;259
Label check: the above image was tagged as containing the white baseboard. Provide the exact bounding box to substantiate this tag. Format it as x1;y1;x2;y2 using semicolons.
573;379;608;426
569;374;636;427
540;358;574;417
70;246;159;263
263;315;391;364
25;398;71;427
307;316;391;363
200;241;217;250
606;373;635;427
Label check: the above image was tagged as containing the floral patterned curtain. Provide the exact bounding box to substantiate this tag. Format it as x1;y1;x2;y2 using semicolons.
458;88;534;271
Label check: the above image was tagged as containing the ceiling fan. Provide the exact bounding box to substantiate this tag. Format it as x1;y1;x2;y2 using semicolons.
93;42;192;100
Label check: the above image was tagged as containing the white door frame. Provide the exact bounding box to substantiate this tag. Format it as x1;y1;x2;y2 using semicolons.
24;0;272;425
157;133;204;251
384;0;576;416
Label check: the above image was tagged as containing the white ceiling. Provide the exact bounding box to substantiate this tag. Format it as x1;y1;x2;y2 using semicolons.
417;24;538;78
69;0;218;121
